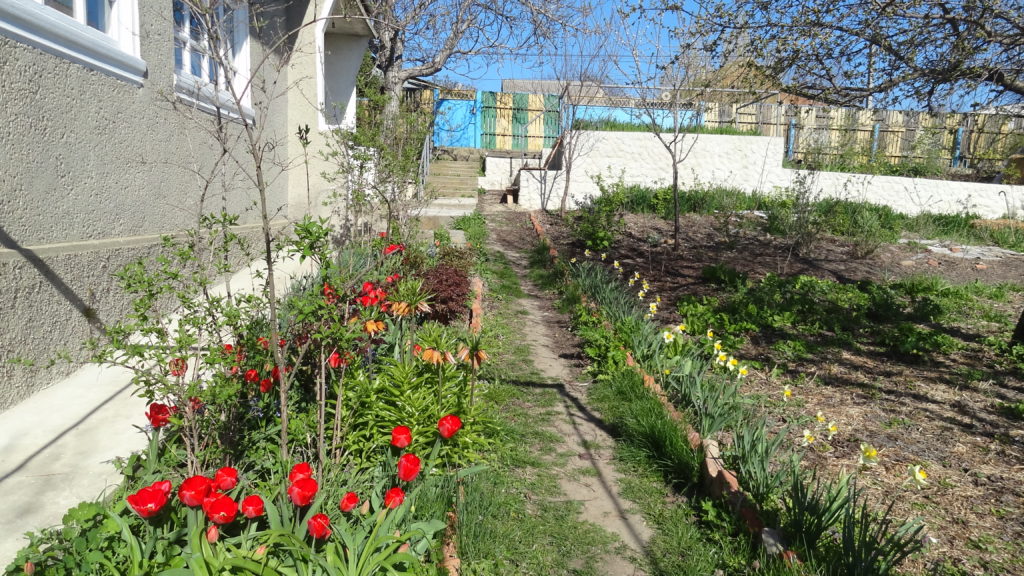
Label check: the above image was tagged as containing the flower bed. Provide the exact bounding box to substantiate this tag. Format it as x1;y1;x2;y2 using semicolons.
530;213;928;575
5;220;489;575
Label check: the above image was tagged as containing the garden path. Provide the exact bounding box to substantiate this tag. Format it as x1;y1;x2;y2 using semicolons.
482;201;652;576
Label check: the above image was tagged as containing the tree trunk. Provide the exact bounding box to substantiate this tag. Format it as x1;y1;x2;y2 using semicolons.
558;136;574;216
671;161;680;250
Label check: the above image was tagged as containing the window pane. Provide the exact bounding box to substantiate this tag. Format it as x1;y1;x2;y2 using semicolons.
191;51;203;77
44;0;74;17
173;0;186;30
86;0;107;31
174;38;184;73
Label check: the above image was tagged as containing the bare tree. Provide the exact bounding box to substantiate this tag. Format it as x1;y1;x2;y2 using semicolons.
549;19;616;216
364;0;584;124
676;0;1024;111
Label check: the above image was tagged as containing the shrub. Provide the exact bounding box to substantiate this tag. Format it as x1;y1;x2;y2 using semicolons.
420;262;470;325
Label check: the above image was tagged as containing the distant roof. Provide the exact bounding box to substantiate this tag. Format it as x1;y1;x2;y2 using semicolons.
501;79;607;99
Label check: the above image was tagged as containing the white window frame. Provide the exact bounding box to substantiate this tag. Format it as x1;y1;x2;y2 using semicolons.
0;0;144;85
172;0;252;119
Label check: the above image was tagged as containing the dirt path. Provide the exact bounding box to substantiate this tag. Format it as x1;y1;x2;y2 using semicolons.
483;202;652;576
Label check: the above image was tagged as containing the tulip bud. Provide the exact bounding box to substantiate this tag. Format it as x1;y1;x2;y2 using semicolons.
206;524;219;543
254;545;267;558
23;562;35;575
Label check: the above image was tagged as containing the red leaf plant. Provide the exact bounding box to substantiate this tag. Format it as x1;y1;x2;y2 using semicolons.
126;480;172;519
178;475;212;507
308;514;331;539
396;453;421;483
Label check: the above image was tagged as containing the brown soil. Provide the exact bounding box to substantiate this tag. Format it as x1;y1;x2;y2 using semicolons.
482;197;1024;576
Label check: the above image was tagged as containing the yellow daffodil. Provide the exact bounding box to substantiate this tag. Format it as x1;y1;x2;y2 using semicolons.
628;278;636;286
613;260;621;269
662;331;674;343
643;313;652;320
728;356;738;370
908;465;928;489
675;323;687;333
737;366;749;379
655;295;661;303
713;340;723;351
633;272;641;280
706;329;714;339
827;421;838;439
642;280;650;290
570;257;577;263
783;385;792;401
716;352;728;366
600;253;607;261
649;302;658;313
816;411;826;423
801;429;816;446
584;249;591;257
663;369;671;375
859;443;879;467
638;290;646;299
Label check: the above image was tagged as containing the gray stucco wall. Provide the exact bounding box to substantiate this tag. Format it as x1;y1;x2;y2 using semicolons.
0;3;297;411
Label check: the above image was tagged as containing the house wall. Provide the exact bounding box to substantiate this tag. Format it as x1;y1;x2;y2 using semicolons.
513;131;1024;217
0;2;304;413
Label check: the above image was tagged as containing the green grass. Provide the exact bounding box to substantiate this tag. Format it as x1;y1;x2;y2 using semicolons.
571;117;761;137
458;243;621;575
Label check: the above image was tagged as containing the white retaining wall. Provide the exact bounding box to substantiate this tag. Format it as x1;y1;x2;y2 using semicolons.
510;132;1024;218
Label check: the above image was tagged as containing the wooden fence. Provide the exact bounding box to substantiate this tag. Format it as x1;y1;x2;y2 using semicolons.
700;102;1024;169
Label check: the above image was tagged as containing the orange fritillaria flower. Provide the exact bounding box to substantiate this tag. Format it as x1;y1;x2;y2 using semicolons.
363;320;386;335
457;347;488;370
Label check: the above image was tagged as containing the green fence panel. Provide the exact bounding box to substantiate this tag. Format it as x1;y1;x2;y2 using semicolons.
481;91;497;149
544;94;560;148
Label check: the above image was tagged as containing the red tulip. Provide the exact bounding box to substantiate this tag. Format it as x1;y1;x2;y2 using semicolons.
241;494;265;518
126;481;171;518
206;524;219;543
203;492;238;525
391;425;412;448
437;414;462;439
224;344;234;353
23;562;34;576
213;467;238;490
145;402;174;428
384;486;405;509
383;243;404;256
271;366;281;382
308;513;331;539
245;369;259;383
339;492;359;513
178;475;212;507
289;462;313;483
323;283;338;305
258;337;269;349
396;453;421;483
260;378;273;394
169;357;187;377
288;477;318;507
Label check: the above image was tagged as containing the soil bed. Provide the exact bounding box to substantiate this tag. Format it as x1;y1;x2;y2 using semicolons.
493;204;1024;575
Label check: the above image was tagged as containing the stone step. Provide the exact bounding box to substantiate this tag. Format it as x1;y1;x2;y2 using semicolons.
429;160;481;174
433;147;485;162
419;197;477;230
426;175;480;187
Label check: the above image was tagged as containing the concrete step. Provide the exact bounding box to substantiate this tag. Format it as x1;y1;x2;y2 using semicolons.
419;197;477;230
426;176;480;188
433;147;485;162
429;161;481;175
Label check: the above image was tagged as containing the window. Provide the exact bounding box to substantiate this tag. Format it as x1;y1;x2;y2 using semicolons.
0;0;144;85
172;0;251;118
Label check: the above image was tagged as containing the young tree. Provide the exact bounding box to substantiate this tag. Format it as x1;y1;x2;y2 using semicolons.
614;10;709;248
